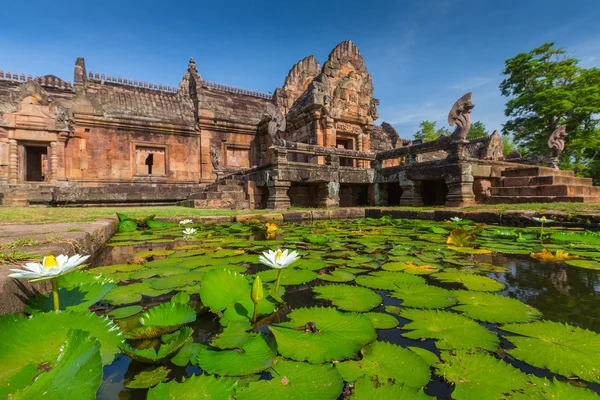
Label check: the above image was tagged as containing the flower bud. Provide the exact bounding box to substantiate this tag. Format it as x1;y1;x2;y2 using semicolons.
251;275;264;304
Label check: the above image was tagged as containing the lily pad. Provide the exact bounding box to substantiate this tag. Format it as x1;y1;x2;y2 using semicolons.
133;250;175;258
270;307;377;364
313;285;382;312
108;305;143;319
127;300;197;339
397;309;499;351
565;259;600;270
356;271;425;290
336;341;430;388
236;358;344;400
388;284;456;309
257;268;318;286
382;261;440;275
318;269;356;282
196;333;276;376
121;327;193;363
452;291;541;323
25;282;115;313
501;320;600;383
431;271;504;292
125;366;170;389
147;374;237;400
350;376;433;399
363;312;399;329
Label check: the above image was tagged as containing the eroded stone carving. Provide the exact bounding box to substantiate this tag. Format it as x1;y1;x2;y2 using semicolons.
263;103;286;146
547;125;567;169
448;92;474;142
209;145;221;170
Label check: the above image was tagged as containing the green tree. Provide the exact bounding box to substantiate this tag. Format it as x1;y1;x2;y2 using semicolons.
466;121;489;140
500;42;600;181
414;121;450;142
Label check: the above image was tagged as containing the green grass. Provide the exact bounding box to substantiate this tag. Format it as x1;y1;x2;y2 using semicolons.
0;203;598;225
0;250;39;265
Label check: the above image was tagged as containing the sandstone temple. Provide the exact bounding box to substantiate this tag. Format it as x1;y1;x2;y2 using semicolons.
1;41;598;208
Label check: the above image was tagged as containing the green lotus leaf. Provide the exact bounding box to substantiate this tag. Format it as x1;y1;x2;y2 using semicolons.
552;231;600;245
57;271;114;288
147;273;201;290
125;365;170;389
102;284;143;305
10;329;103;400
381;261;440;275
336;341;430;389
257;268;318;286
435;350;532;399
356;271;425;290
452;291;541;323
293;258;328;270
398;309;499;351
363;312;399;329
210;321;253;349
126;299;197;339
565;259;600;270
25;282;116;313
236;358;344;400
388;283;456;309
501;320;600;383
146;219;168;229
87;263;143;275
108;305;143;319
407;346;439;366
349;375;434;399
431;271;504;292
200;268;251;311
528;377;600;399
313;284;382;312
196;333;276;376
133;249;175;258
0;311;121;394
118;220;138;232
303;234;329;245
147;374;237;400
121;326;193;363
270;307;376;364
318;269;356;282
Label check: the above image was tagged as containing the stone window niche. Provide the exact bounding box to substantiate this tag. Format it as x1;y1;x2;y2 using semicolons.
134;146;167;176
225;147;250;168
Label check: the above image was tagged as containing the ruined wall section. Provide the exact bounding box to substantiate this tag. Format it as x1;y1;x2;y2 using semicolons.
274;55;321;116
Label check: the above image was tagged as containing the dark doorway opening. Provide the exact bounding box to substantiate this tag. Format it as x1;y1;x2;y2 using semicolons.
145;154;154;175
421;180;448;206
386;183;403;206
25;146;47;182
289;183;319;208
340;184;369;207
336;138;354;167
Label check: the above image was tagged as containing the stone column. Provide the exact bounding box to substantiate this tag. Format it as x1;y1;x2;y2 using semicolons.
398;171;423;206
446;163;476;207
55;134;68;182
8;139;18;184
318;182;340;208
266;181;291;210
49;142;58;184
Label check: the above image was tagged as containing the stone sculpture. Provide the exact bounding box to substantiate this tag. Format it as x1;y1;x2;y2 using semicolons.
448;92;474;142
209;145;221;170
547;125;567;169
263;103;286;146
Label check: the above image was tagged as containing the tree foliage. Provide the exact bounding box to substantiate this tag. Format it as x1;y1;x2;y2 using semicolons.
500;42;600;182
466;121;489;140
414;121;450;142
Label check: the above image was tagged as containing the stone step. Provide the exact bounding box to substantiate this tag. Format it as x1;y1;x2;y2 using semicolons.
191;199;250;209
501;175;593;187
490;184;600;197
501;166;574;178
485;195;600;204
196;191;248;201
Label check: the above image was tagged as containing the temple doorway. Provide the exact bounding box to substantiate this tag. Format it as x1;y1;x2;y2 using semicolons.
421;180;448;206
25;146;48;182
336;138;354;167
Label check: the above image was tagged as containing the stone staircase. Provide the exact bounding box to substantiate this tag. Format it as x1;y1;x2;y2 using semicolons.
487;166;600;204
184;176;251;209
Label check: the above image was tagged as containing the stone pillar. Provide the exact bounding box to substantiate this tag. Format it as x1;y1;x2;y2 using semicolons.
398;171;422;206
446;163;476;207
8;139;18;184
49;142;58;183
318;182;340;208
266;181;291;210
55;134;68;181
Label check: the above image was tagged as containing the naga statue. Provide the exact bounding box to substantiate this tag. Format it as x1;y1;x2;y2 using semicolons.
262;103;286;146
547;125;567;170
209;145;222;170
447;92;474;142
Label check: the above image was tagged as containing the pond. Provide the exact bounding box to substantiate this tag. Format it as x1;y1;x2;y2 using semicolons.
3;217;600;399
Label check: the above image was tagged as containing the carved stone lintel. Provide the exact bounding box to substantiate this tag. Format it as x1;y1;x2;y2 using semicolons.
448;92;474;142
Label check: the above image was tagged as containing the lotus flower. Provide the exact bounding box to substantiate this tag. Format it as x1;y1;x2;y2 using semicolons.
259;248;300;294
9;254;90;311
259;249;299;269
450;217;463;222
179;219;193;225
183;228;197;235
532;216;553;224
251;275;264;323
9;254;90;282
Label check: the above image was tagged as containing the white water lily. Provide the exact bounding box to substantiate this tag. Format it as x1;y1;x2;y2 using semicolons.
179;219;193;225
9;254;90;282
450;217;463;222
183;228;198;235
259;249;299;269
532;216;553;223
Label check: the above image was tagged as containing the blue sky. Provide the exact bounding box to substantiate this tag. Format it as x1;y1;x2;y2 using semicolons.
1;0;599;139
